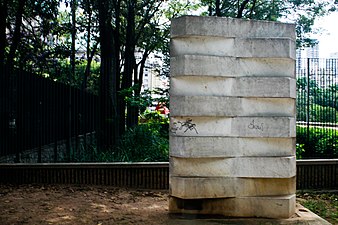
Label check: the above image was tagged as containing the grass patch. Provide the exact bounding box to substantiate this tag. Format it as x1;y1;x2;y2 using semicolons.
297;192;338;224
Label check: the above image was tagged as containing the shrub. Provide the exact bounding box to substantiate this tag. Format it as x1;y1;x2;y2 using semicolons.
297;126;338;159
297;103;338;123
115;123;169;162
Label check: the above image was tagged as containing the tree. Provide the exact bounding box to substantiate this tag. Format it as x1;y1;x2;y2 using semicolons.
96;0;119;149
201;0;331;48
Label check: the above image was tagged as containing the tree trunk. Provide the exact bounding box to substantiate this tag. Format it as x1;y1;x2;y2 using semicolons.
7;0;26;69
215;0;221;16
0;0;7;70
123;0;136;129
81;0;93;91
237;0;250;18
98;0;119;150
70;0;77;82
113;0;124;136
82;40;98;91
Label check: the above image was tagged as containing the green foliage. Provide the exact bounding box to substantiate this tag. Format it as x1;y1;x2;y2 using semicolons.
296;77;338;123
298;192;338;224
200;0;331;47
115;123;169;162
296;143;305;159
119;85;153;114
140;110;169;125
297;104;338;123
296;126;338;158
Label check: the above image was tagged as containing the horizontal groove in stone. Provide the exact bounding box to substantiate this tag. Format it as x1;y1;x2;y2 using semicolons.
171;37;295;59
171;16;296;40
170;116;296;138
170;96;295;117
170;176;296;199
170;136;295;158
170;156;296;178
170;77;296;98
170;55;295;78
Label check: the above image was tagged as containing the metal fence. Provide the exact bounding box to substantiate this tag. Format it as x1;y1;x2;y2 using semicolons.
0;161;337;190
296;58;338;158
1;58;338;162
0;67;98;162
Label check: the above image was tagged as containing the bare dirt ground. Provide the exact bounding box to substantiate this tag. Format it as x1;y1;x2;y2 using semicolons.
0;184;170;225
1;184;334;225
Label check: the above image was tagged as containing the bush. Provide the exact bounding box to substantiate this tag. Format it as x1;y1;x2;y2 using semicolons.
114;123;169;162
297;104;338;123
297;126;338;159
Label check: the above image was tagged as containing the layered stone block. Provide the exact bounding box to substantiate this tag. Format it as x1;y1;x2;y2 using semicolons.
170;96;295;116
169;16;296;219
170;137;295;158
170;116;296;137
170;156;296;178
169;195;296;219
171;16;296;39
171;55;296;77
171;37;295;58
170;77;296;97
170;177;296;199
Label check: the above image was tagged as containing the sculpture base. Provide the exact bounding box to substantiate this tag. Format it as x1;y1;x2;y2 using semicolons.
168;202;330;225
169;195;296;219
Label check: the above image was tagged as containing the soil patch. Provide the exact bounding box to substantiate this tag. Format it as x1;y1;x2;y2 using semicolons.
0;184;169;225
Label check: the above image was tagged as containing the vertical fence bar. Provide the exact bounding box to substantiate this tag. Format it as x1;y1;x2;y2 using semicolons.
306;58;310;152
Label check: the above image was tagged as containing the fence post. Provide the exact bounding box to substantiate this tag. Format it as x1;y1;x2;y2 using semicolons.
306;58;310;148
66;86;71;162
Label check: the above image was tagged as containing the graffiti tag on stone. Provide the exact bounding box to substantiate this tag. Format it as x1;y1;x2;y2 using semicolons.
171;118;198;134
248;119;264;131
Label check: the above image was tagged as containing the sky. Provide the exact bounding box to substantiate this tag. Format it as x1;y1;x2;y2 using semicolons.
313;11;338;58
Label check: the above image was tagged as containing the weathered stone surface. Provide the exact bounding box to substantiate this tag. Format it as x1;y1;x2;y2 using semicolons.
170;77;296;98
170;176;296;199
171;55;295;78
171;37;295;59
170;96;295;117
170;137;295;158
169;16;297;219
171;16;296;40
169;194;296;219
170;117;296;138
170;156;296;178
169;204;331;225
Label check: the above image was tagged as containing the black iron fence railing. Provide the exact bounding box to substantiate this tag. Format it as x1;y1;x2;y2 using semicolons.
0;67;98;162
1;58;338;162
0;160;337;190
296;58;338;159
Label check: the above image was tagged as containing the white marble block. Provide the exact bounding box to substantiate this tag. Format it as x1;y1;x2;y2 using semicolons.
170;176;296;199
170;116;296;138
170;77;296;98
171;55;296;78
171;37;295;59
169;16;296;219
171;16;296;39
170;156;296;178
170;96;295;117
170;137;295;158
169;195;296;219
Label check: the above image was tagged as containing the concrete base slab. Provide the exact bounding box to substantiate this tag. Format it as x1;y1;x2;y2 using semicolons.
168;204;331;225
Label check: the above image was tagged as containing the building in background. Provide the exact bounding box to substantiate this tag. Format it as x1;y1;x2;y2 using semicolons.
330;52;338;58
296;44;320;72
135;50;169;110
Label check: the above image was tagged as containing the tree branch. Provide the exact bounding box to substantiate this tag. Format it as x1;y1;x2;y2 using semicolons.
237;0;250;18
